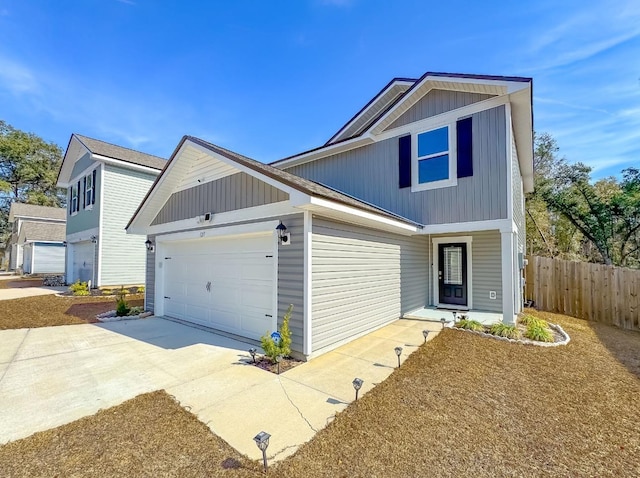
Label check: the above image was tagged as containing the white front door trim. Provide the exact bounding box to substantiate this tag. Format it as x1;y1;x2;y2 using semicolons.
431;236;473;310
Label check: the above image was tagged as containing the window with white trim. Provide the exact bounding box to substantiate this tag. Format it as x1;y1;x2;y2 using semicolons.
411;123;457;191
85;172;93;208
71;185;78;215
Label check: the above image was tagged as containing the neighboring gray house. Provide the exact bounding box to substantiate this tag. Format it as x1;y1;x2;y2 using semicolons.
127;72;533;360
5;203;67;273
57;134;166;286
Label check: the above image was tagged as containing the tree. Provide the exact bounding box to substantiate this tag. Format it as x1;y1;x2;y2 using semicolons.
539;162;640;267
0;121;66;243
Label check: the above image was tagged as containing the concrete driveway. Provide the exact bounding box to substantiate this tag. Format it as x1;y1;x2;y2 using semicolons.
0;317;441;461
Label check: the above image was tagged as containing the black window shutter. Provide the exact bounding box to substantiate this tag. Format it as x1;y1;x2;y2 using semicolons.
457;117;473;178
82;177;86;209
92;169;96;204
76;180;81;212
69;189;72;214
398;134;412;188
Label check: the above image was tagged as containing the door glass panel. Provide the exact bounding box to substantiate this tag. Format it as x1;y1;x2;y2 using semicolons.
444;246;463;285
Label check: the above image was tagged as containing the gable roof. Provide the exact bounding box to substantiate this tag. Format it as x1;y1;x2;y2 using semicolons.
8;203;66;223
270;71;534;192
127;136;422;232
57;134;167;187
73;134;167;170
18;221;66;243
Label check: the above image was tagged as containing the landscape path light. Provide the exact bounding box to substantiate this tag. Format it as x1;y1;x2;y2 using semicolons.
249;348;257;363
276;354;283;375
394;346;403;368
423;330;430;343
352;377;363;401
253;431;271;472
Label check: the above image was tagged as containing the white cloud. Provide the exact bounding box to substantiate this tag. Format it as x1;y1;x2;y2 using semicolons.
0;56;40;94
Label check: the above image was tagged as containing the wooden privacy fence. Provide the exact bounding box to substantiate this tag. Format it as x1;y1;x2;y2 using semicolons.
525;255;640;331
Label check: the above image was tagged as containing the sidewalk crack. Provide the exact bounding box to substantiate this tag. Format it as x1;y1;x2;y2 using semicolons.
277;376;318;433
0;329;30;387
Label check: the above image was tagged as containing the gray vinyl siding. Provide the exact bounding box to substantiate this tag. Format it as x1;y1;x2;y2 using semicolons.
100;166;156;286
512;133;526;252
311;217;429;353
66;164;101;235
152;172;289;225
387;89;494;130
276;213;304;354
287;106;508;225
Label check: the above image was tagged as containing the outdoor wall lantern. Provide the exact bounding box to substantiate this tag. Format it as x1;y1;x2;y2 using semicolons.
253;431;271;472
352;377;363;401
422;330;430;343
441;318;446;329
249;348;257;363
276;221;290;245
145;239;155;252
394;346;403;368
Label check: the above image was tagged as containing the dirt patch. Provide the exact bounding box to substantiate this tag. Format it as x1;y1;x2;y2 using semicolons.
252;356;303;374
0;294;144;330
0;279;44;289
1;311;639;477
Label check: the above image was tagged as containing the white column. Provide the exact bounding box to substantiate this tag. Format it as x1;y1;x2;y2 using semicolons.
501;230;516;324
303;211;313;356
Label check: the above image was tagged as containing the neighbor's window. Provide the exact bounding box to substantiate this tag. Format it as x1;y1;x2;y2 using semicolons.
85;172;93;207
71;185;78;214
417;126;450;184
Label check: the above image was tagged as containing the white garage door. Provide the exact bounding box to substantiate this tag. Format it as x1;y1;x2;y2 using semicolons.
33;243;66;274
73;241;94;283
162;233;275;340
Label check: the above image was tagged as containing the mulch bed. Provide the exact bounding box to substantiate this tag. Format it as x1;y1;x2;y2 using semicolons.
252;356;303;374
0;294;144;330
1;309;639;477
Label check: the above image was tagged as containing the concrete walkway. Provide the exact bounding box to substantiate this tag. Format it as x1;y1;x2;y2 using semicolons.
0;285;67;301
0;317;441;461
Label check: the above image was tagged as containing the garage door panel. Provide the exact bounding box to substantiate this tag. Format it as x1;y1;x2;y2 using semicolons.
163;233;275;340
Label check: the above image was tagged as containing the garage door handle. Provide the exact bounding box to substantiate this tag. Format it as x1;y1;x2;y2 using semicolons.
205;281;211;292
164;296;171;299
265;314;272;317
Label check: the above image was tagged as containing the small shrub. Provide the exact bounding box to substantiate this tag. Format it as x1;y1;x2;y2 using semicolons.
101;289;113;296
115;286;130;317
128;306;143;316
455;319;484;331
136;286;145;294
69;281;89;296
489;323;521;339
525;323;554;342
519;314;548;328
74;289;90;296
260;304;293;363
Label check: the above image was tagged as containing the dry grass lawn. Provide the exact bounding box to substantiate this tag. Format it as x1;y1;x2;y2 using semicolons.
1;311;638;477
0;294;144;330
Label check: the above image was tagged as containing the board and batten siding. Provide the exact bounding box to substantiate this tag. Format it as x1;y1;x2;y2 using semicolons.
145;234;156;312
386;89;494;130
101;166;156;286
511;129;526;252
66;163;101;235
311;217;429;353
287;106;508;226
432;230;503;312
152;172;288;225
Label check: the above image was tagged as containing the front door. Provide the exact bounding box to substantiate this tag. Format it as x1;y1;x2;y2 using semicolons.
438;243;468;307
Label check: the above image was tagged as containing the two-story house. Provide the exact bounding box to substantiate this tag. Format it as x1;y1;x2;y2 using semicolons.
5;203;67;274
126;71;533;360
57;134;166;287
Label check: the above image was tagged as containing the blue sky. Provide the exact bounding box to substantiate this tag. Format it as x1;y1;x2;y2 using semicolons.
0;0;638;179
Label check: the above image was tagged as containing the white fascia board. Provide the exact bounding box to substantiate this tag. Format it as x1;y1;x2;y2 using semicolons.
271;135;374;170
510;89;534;193
128;201;297;236
306;197;419;234
58;137;91;187
420;218;514;235
92;154;163;175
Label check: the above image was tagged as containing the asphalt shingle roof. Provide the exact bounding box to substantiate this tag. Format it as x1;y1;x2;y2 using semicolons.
74;134;167;170
9;203;66;222
19;221;66;243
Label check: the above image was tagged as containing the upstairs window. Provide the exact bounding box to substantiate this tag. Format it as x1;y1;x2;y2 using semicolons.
417;126;450;184
84;171;94;208
70;185;78;215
